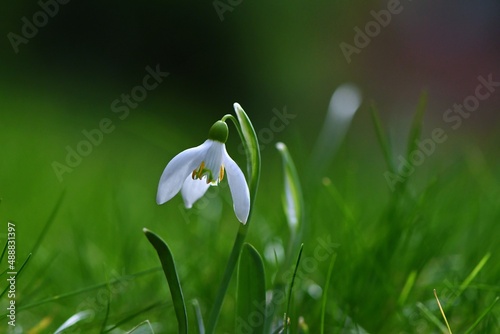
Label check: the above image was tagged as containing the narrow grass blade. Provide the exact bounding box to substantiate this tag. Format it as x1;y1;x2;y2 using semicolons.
398;270;417;306
0;237;8;264
143;228;188;334
276;142;304;236
320;252;337;334
54;310;93;334
236;243;266;334
104;301;165;333
284;244;304;334
464;296;499;334
192;299;205;334
322;181;355;223
456;252;490;299
127;320;155;334
0;253;32;298
405;91;427;161
99;287;111;333
370;102;395;175
416;302;448;334
434;289;453;334
32;190;65;255
11;267;160;315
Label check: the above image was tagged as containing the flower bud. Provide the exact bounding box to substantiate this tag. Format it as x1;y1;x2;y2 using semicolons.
208;120;229;143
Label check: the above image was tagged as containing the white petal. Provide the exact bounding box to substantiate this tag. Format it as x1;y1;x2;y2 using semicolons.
181;175;211;208
223;147;250;224
203;141;224;182
156;140;211;205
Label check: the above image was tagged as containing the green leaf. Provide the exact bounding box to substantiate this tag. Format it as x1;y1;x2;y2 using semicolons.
236;243;266;334
143;228;188;334
233;103;261;199
12;267;159;315
126;320;155;334
320;252;337;334
406;91;428;162
398;270;417;306
105;301;165;333
416;302;449;334
370;102;395;175
32;190;66;255
452;252;491;304
284;244;304;334
0;253;32;298
192;299;206;334
464;296;499;334
276;142;304;236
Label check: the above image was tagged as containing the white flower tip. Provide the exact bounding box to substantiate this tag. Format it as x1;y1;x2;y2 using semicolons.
234;196;250;225
156;189;170;205
238;214;248;225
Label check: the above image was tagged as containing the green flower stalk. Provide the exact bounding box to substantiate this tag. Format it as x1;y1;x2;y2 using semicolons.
206;103;261;333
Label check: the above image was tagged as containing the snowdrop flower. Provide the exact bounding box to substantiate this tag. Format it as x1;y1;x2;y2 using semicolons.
156;120;250;224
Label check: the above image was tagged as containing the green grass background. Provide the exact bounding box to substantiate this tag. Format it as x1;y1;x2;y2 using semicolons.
1;86;499;333
1;1;500;333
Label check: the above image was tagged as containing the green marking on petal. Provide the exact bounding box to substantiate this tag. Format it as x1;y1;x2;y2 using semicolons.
208;121;228;143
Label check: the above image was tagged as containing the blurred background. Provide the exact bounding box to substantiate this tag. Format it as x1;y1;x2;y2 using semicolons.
1;0;500;332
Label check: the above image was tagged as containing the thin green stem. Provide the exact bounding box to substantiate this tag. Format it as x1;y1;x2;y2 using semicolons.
206;108;260;333
206;224;248;333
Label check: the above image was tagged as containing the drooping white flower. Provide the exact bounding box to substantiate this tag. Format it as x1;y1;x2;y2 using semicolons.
156;121;250;224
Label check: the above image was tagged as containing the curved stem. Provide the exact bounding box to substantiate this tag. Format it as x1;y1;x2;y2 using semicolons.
206;224;248;333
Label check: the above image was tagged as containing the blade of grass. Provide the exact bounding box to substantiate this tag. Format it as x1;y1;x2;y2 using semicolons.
0;252;32;298
284;243;304;334
464;296;499;334
416;302;448;334
395;91;427;193
398;270;417;306
370;102;395;175
127;320;155;334
192;299;205;334
320;252;337;334
99;286;111;333
236;243;266;334
143;228;188;334
456;252;491;300
406;91;428;162
0;237;8;264
434;289;452;334
7;267;160;316
21;253;60;303
32;190;65;255
104;301;166;333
